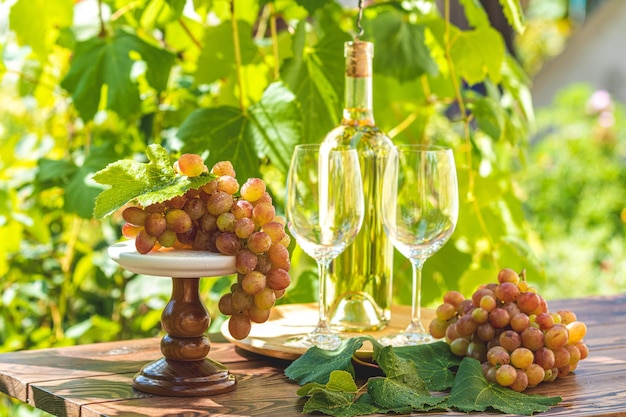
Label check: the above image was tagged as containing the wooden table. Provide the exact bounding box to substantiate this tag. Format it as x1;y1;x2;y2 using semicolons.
1;294;625;417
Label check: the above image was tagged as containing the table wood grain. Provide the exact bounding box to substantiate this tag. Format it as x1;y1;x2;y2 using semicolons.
1;295;625;417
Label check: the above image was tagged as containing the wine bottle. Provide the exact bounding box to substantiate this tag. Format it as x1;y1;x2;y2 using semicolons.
321;40;394;332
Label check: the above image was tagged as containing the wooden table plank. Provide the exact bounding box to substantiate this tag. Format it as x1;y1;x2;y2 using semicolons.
1;294;625;417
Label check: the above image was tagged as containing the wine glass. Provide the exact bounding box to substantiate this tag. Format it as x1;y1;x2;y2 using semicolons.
380;144;459;346
285;144;364;350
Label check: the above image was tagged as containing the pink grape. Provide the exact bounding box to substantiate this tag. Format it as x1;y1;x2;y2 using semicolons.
175;153;206;177
211;160;236;177
266;268;291;291
247;231;272;254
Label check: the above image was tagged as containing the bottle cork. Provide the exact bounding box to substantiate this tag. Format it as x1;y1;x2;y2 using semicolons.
345;40;373;78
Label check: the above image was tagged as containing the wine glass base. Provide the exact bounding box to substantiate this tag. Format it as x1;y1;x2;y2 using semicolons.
379;332;434;347
284;332;342;351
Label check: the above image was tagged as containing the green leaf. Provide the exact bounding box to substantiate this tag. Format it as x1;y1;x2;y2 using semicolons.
499;0;526;34
302;389;378;417
285;337;366;385
298;370;358;396
469;96;506;141
248;81;301;174
195;20;259;85
281;21;350;143
367;10;439;82
9;0;73;60
295;0;334;15
393;341;462;391
61;29;176;121
458;0;490;28
92;144;214;219
368;346;444;411
450;26;505;85
447;357;561;415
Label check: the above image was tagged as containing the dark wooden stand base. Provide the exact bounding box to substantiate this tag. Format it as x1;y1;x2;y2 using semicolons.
132;277;236;396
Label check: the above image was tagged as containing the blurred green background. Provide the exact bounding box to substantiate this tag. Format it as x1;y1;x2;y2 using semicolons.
1;0;624;414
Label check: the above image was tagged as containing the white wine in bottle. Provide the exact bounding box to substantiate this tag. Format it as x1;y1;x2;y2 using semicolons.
320;40;394;332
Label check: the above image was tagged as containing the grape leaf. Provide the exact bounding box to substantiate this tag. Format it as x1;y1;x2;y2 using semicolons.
284;337;367;385
302;389;379;417
446;357;561;415
247;82;301;174
281;21;349;143
177;106;260;182
368;345;444;411
499;0;526;34
9;0;73;60
195;20;259;85
295;0;335;15
61;29;175;122
298;370;358;396
92;144;214;219
449;26;505;85
393;341;462;391
469;95;506;141
458;0;490;28
366;10;439;82
177;82;299;181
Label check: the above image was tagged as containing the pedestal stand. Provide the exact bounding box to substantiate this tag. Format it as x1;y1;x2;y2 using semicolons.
108;241;237;396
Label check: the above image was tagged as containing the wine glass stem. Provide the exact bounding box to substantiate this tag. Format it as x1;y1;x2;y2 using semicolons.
316;259;332;332
410;258;426;331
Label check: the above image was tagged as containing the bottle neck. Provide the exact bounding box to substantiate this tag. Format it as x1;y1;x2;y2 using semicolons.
342;40;375;126
343;74;375;126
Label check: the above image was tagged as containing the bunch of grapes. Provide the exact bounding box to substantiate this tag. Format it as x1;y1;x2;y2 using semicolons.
120;154;292;340
429;268;589;392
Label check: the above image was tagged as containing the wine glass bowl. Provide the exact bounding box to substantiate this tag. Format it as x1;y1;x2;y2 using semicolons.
380;144;459;346
285;144;364;350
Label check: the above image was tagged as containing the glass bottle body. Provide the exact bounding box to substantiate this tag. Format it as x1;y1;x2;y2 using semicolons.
322;122;394;332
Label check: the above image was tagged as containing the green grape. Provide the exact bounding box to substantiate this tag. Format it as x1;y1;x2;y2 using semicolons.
253;287;276;310
217;212;236;233
241;271;266;295
511;347;534;369
436;303;457;321
247;231;272;254
157;229;177;247
495;364;517;387
165;209;192;233
240;178;266;202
